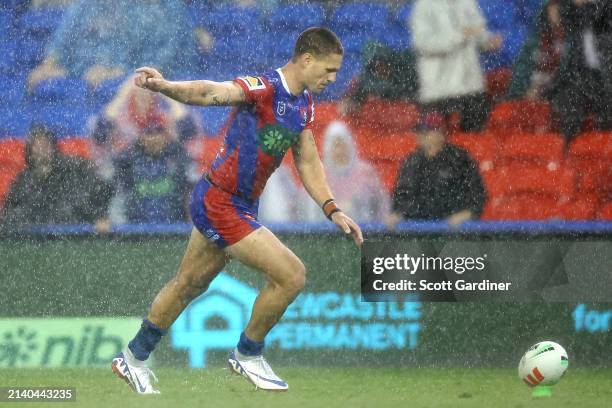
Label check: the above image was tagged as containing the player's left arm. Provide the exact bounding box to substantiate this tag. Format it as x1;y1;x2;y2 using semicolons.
292;129;363;246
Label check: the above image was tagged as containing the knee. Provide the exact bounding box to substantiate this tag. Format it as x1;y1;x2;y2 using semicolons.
174;274;210;301
282;261;307;296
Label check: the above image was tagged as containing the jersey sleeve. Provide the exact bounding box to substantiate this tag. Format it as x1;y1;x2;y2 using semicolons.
233;75;272;104
303;92;315;131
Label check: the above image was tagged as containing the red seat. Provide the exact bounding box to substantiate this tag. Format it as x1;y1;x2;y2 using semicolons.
373;159;402;193
486;164;575;198
597;202;612;220
488;100;551;135
498;133;565;166
568;131;612;159
355;130;417;161
568;158;611;200
57;137;92;159
351;98;419;133
482;193;560;220
0;138;26;174
448;131;497;172
0;172;19;209
558;195;599;220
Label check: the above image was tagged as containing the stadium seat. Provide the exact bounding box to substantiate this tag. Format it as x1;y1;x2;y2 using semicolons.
268;4;325;31
395;3;414;26
567;159;610;195
482;193;560;220
31;77;89;105
559;195;599;220
488;99;551;135
568;131;612;159
92;77;126;111
0;107;29;138
351;98;419;133
354;130;417;161
478;0;518;30
57;137;92;159
0;138;26;174
498;133;565;166
32;106;92;137
485;164;575;198
596;202;612;220
203;6;261;35
0;75;25;107
381;24;412;49
448;131;497;172
331;3;389;30
18;8;64;38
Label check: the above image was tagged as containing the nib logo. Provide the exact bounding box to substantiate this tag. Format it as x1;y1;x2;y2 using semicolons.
0;326;37;367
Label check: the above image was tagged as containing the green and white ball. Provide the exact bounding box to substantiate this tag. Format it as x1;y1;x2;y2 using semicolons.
518;341;569;387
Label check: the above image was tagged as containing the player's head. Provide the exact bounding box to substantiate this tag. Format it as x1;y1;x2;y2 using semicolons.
292;27;343;93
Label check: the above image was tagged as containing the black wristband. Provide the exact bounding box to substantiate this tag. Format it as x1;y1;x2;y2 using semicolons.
326;208;342;220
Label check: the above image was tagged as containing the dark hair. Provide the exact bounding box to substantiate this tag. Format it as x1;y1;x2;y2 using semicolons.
25;123;58;167
293;27;343;60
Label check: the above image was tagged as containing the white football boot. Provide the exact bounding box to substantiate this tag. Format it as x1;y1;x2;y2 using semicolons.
228;349;288;391
111;348;160;394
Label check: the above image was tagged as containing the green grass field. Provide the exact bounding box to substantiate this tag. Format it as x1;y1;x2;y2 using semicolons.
1;367;611;408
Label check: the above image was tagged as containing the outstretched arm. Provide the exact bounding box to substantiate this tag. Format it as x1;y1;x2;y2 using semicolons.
293;129;364;246
134;66;246;106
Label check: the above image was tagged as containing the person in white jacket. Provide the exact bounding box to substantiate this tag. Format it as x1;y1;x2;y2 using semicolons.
411;0;502;131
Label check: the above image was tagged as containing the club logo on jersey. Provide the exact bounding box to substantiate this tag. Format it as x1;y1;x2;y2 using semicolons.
257;124;299;158
277;101;286;116
239;76;266;91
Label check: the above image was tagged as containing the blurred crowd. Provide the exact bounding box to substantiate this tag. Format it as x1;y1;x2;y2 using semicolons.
0;0;611;231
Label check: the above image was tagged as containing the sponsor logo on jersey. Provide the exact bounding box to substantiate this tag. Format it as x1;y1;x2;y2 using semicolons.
240;76;266;91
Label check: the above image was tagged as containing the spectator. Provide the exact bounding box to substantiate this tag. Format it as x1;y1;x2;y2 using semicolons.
27;0;200;89
1;125;113;231
386;112;486;228
549;0;612;144
304;121;390;223
508;0;565;101
114;123;191;224
411;0;502;131
340;43;418;115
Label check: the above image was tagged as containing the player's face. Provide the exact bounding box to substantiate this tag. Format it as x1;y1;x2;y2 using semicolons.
304;53;343;93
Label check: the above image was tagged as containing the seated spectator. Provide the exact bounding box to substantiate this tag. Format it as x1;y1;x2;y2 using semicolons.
411;0;502;131
303;121;390;223
258;162;307;223
386;112;486;228
114;123;191;223
28;0;200;89
1;125;113;231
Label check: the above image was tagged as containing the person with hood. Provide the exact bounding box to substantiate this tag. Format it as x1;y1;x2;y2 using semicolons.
1;125;113;231
304;120;390;223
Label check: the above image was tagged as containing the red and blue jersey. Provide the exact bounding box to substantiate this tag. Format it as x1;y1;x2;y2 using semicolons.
207;69;315;201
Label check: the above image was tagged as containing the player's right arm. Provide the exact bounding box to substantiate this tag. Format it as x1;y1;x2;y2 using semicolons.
134;67;246;106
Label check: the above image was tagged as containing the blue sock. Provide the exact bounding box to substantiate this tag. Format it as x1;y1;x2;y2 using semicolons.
128;318;167;361
236;331;264;356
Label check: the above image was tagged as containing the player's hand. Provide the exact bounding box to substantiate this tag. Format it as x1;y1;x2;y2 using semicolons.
331;211;363;247
134;66;166;92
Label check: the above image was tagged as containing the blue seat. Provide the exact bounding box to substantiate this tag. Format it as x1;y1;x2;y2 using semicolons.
205;6;261;35
0;11;14;34
91;76;126;111
336;27;385;54
395;3;414;26
382;24;412;50
31;77;89;105
0;41;19;75
14;36;46;68
32;105;92;137
332;2;389;29
0;107;29;138
515;0;544;26
19;8;64;36
0;75;25;107
268;4;325;31
478;0;518;30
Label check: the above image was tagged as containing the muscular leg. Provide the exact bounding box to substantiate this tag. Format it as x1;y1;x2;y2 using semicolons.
226;227;306;342
147;227;229;329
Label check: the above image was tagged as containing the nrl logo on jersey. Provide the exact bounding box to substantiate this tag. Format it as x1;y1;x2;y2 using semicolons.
277;101;286;116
